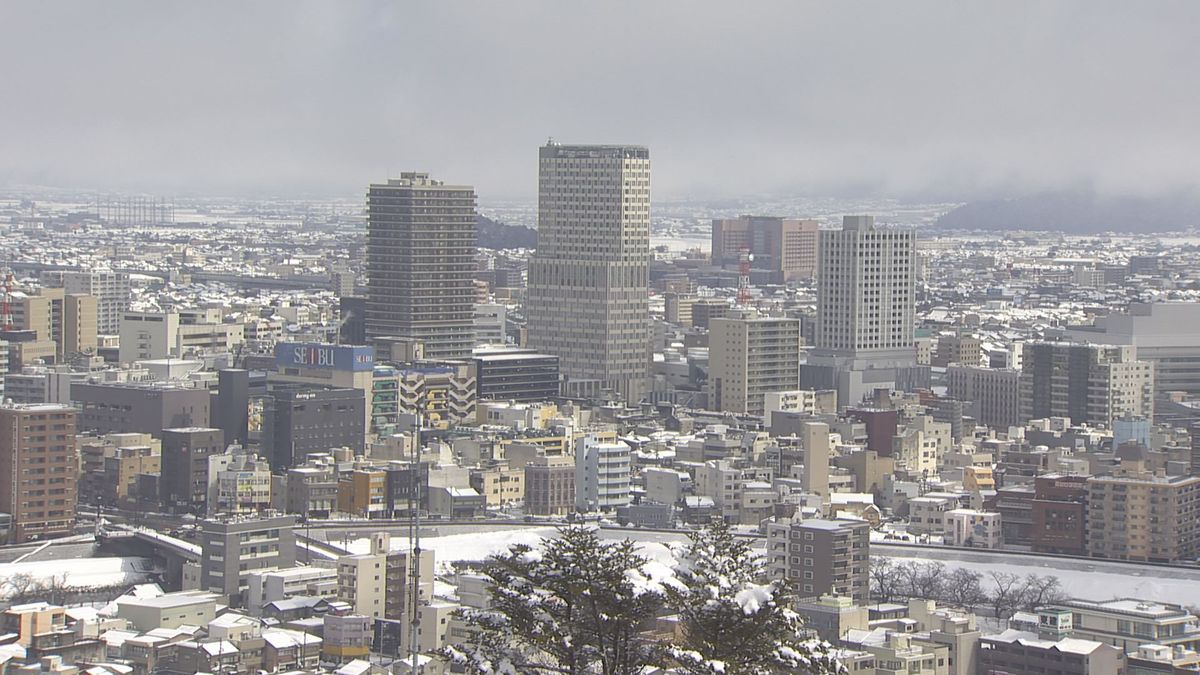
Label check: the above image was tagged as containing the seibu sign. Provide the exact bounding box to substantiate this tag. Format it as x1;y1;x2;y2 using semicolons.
275;343;375;372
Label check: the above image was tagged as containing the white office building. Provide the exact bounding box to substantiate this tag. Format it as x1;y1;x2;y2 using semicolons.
802;215;926;406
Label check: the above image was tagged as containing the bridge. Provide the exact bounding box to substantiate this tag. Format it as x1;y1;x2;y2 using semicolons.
100;523;346;565
102;524;201;563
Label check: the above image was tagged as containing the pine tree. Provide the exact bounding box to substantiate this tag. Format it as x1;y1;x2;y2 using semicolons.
443;525;665;675
665;520;843;674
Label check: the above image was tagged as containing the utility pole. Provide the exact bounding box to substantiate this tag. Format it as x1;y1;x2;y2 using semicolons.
407;400;424;673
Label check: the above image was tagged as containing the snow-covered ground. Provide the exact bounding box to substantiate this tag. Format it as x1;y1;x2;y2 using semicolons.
343;525;1200;608
0;557;160;597
876;545;1200;608
343;527;679;575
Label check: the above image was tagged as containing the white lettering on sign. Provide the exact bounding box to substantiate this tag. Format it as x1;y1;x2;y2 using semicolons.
294;346;336;367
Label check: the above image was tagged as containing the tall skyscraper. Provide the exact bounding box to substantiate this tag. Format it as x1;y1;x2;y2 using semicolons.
815;215;915;355
802;215;925;406
366;173;477;360
526;142;651;401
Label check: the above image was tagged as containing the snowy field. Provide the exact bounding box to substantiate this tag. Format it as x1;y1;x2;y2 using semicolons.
0;557;160;597
344;526;1200;608
877;545;1200;608
344;527;679;575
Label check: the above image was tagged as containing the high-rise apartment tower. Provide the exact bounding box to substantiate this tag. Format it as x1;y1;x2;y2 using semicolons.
366;173;477;360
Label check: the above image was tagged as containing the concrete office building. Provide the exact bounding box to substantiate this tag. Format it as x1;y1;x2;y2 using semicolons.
801;420;831;499
61;293;97;357
763;390;838;426
473;303;506;347
663;292;694;326
198;514;297;604
526;142;651;402
1087;463;1200;563
0;404;77;542
574;434;631;512
270;342;376;433
765;518;870;604
708;316;801;416
933;333;981;368
711;216;820;282
1065;302;1200;398
978;627;1119;675
160;427;226;513
1022;343;1155;427
473;347;560;402
215;369;249;448
118;310;180;362
1049;598;1200;654
365;173;477;360
691;298;731;329
262;386;365;469
45;269;132;335
802;216;924;407
73;382;210;437
11;288;98;360
3;365;76;405
1031;474;1089;556
944;365;1023;429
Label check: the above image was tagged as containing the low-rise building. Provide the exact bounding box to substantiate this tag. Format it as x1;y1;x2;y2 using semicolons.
943;508;1003;549
115;591;218;632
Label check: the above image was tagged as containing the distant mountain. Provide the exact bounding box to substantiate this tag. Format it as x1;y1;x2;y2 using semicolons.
935;190;1200;234
478;214;537;249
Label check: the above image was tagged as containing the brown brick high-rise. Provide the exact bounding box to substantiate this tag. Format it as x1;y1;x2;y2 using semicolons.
0;404;77;543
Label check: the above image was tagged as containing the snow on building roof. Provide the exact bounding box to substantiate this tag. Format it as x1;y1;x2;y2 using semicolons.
335;660;374;675
983;629;1106;655
209;612;256;628
262;628;321;649
830;493;876;505
199;639;239;656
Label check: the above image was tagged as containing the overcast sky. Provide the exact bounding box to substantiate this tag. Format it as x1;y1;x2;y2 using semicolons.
1;2;1197;202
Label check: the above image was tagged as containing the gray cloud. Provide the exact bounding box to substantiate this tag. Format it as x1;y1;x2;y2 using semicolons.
1;1;1198;201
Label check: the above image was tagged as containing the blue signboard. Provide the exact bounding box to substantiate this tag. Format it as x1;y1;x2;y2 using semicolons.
275;343;375;371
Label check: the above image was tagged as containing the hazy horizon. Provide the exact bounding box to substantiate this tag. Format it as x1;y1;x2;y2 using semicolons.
3;2;1199;202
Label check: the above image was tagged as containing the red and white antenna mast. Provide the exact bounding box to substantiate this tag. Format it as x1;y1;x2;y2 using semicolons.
737;246;753;306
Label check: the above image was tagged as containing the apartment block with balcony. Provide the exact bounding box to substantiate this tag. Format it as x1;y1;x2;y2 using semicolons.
1086;461;1200;563
766;518;870;604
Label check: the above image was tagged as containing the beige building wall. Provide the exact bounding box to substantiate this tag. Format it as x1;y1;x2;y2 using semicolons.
526;143;651;402
708;317;800;415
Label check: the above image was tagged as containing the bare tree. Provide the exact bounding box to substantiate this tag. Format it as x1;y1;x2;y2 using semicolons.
986;571;1026;621
870;557;901;603
4;573;37;602
1019;574;1065;611
892;560;946;601
912;562;946;601
941;568;986;609
41;572;70;606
